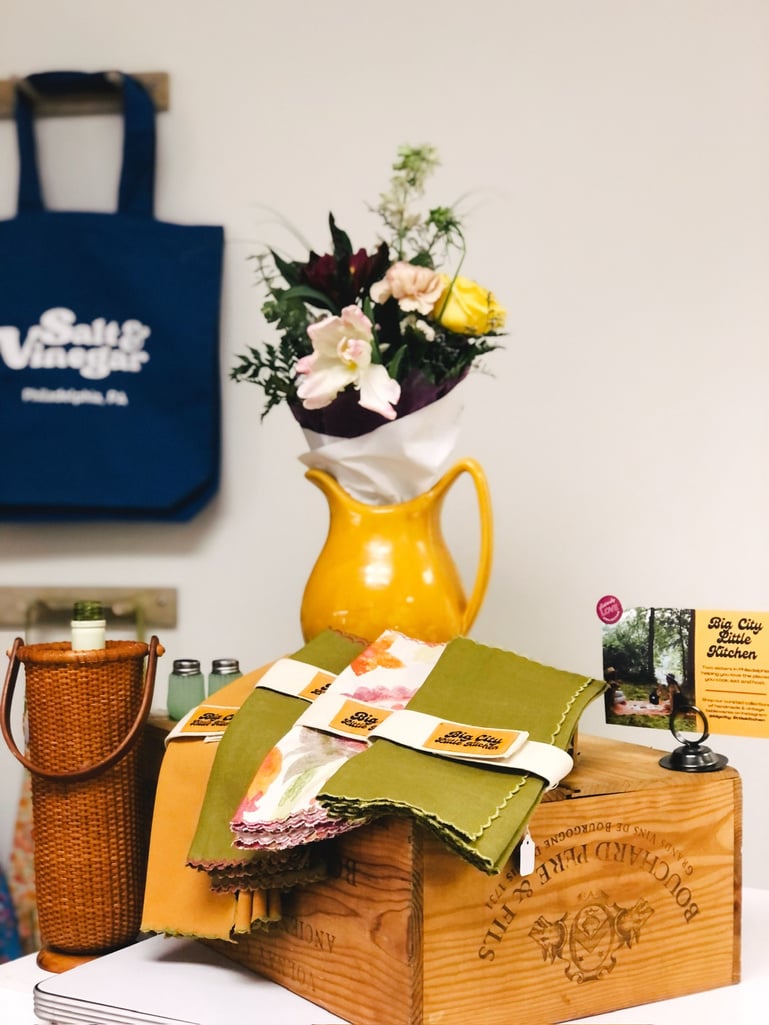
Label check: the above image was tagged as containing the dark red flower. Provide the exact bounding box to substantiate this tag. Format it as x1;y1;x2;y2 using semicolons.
298;221;390;311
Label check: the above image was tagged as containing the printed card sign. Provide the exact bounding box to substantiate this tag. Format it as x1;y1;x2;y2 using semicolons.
695;610;769;736
599;600;769;738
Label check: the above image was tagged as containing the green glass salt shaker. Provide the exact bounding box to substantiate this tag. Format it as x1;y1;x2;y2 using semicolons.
207;658;242;696
167;658;205;721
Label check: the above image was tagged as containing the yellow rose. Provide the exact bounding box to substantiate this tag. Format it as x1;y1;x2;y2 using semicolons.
433;274;506;335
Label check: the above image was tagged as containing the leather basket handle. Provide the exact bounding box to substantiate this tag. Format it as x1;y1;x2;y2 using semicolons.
1;635;162;782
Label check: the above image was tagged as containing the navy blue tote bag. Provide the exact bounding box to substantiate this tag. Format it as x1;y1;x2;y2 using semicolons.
0;71;224;520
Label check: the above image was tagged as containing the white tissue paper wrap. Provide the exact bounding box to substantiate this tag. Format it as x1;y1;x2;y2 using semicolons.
298;387;464;505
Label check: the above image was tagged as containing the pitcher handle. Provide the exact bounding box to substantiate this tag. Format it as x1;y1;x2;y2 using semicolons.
439;458;493;634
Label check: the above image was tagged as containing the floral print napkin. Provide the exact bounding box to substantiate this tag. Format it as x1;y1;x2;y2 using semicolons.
229;632;445;851
185;630;366;894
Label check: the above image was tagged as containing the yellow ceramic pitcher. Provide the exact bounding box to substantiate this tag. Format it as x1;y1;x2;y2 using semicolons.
300;458;493;643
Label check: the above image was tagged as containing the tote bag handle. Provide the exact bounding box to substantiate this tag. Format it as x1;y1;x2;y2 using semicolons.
14;70;156;218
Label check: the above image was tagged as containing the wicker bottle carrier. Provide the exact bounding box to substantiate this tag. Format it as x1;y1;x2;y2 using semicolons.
1;635;162;969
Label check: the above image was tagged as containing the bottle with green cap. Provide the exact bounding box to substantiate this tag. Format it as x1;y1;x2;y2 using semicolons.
71;600;106;651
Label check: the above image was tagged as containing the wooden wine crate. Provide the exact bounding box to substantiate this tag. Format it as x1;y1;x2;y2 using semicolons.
208;735;742;1025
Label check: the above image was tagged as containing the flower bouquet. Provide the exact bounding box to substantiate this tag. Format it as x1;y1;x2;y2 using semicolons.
232;145;505;504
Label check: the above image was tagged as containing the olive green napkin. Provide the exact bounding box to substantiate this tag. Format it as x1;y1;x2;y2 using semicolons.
187;629;366;889
319;637;605;874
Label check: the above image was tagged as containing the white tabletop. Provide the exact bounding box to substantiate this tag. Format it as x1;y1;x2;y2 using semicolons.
1;887;767;1024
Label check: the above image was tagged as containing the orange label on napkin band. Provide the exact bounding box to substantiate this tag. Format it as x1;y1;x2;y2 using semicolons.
328;699;395;738
423;723;525;757
299;670;336;702
175;707;237;737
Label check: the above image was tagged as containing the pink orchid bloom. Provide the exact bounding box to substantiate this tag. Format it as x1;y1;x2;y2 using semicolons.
369;261;444;315
297;305;401;420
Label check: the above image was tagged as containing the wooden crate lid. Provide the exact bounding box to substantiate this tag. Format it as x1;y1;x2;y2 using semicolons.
550;733;739;801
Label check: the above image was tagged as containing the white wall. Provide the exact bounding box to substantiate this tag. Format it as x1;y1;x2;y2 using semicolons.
1;1;767;888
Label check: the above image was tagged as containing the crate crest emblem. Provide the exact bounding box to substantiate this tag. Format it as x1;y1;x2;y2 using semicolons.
529;892;655;983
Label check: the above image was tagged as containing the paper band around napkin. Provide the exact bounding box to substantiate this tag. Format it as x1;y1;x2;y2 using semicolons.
297;697;573;788
253;658;337;701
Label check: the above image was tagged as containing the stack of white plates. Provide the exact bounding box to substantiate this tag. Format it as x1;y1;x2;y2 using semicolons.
33;934;347;1025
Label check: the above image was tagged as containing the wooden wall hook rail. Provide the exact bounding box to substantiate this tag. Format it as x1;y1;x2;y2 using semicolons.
0;72;170;119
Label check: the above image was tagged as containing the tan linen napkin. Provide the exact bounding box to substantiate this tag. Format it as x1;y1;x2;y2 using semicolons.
142;630;365;940
141;671;263;940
